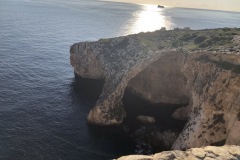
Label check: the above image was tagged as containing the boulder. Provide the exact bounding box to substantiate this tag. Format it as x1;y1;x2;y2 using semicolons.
136;115;156;124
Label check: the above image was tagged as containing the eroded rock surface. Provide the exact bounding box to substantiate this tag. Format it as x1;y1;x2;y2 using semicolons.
127;53;189;105
70;28;240;149
71;35;178;125
116;145;240;160
172;53;240;149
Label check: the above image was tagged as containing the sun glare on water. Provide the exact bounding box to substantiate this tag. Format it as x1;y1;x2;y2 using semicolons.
127;5;170;34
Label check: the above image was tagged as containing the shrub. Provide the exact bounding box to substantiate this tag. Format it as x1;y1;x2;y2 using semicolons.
222;28;231;32
184;27;191;30
181;33;197;41
194;35;207;44
199;41;209;48
158;45;165;49
211;35;221;42
234;28;240;31
172;40;182;48
174;27;181;31
160;27;166;31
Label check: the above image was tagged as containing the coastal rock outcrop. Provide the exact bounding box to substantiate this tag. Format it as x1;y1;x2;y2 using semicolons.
116;145;240;160
70;28;240;149
172;53;240;149
71;35;175;125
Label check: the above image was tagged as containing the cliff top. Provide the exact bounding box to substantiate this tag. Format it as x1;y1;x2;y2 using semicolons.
99;28;240;54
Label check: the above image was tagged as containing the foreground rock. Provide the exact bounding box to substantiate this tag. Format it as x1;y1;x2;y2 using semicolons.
132;128;179;154
136;115;156;124
116;145;240;160
70;28;240;149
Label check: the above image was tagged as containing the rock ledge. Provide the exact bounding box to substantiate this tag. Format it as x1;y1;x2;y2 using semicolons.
116;145;240;160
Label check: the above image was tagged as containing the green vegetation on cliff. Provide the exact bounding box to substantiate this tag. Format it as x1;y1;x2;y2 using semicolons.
136;28;240;53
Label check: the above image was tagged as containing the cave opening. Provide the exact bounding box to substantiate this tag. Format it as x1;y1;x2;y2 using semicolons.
122;88;187;130
73;53;191;154
72;72;105;101
121;88;188;154
121;55;191;153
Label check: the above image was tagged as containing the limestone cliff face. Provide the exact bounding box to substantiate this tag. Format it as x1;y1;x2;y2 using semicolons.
116;145;240;160
70;28;240;149
127;53;189;105
173;53;240;149
71;35;177;125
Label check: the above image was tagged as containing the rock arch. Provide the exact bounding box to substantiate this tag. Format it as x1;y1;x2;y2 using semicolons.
70;30;240;149
70;36;187;125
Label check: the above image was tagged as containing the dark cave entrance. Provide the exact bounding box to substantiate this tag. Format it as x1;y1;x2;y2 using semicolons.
73;52;191;154
72;72;105;101
73;73;188;132
122;88;187;130
120;55;191;153
73;71;190;154
121;88;188;154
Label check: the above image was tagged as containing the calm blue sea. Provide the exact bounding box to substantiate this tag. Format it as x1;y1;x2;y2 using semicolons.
0;0;239;159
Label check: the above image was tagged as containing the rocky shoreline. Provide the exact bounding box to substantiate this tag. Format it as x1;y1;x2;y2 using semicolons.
70;28;240;155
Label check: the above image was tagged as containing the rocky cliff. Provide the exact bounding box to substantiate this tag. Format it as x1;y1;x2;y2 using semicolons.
116;145;240;160
70;28;240;150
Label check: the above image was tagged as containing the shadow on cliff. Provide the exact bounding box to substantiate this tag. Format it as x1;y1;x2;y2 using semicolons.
70;73;105;101
71;73;186;130
70;73;188;154
69;73;104;116
122;88;187;130
69;73;136;157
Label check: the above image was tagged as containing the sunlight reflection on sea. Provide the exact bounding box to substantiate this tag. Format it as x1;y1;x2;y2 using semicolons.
127;5;171;34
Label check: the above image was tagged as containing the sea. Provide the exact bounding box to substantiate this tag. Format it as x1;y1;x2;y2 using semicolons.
0;0;239;159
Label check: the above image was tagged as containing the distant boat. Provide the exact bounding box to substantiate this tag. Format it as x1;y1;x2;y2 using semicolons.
157;5;164;8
